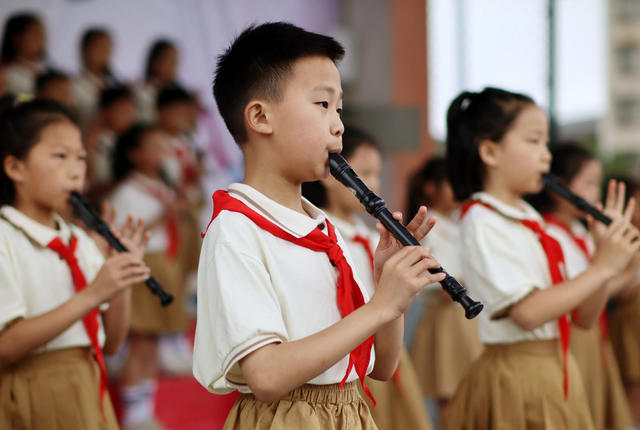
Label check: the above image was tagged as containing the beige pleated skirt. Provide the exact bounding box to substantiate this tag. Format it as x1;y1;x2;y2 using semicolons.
223;381;378;430
0;347;119;430
360;348;433;430
411;300;483;399
445;340;594;430
570;325;633;429
178;203;203;274
129;251;187;334
610;296;640;384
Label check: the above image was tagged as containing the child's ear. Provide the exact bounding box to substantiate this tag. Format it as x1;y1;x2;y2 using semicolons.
478;138;500;168
244;100;273;136
422;182;437;203
3;156;25;184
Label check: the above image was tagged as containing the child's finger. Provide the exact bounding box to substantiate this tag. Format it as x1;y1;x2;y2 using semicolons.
405;206;427;233
616;182;626;214
376;220;394;248
412;215;436;242
604;179;617;211
624;197;636;223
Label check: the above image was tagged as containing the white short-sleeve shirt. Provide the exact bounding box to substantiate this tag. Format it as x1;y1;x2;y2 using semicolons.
460;192;559;344
546;220;592;280
0;206;106;352
328;215;379;298
419;209;462;299
108;173;174;254
193;184;375;394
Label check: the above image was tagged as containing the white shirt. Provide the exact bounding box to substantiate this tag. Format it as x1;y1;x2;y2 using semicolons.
71;73;101;126
328;214;378;298
108;173;174;254
420;209;462;300
193;183;374;394
0;206;106;352
4;63;38;96
460;192;559;344
546;220;592;280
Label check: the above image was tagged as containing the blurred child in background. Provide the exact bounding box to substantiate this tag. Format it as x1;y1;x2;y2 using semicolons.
85;86;136;200
135;40;179;122
35;69;73;107
109;123;188;430
408;156;482;430
72;27;119;127
528;143;638;429
1;12;46;96
303;126;433;430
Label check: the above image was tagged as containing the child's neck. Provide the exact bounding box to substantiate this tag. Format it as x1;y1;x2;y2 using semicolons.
243;172;306;215
136;168;162;181
549;207;576;227
483;180;523;210
13;197;57;229
324;201;355;225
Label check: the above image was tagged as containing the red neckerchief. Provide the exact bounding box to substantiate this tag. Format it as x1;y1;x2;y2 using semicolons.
204;190;376;404
461;200;572;400
47;236;108;421
543;213;610;366
132;175;180;260
352;232;404;395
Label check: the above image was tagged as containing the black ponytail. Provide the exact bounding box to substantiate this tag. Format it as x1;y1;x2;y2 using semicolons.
445;87;535;201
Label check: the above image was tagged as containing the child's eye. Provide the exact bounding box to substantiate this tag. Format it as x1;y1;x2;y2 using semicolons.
317;101;329;109
337;108;343;117
53;153;66;159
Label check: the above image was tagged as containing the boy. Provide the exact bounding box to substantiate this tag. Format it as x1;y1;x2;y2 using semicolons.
193;22;445;429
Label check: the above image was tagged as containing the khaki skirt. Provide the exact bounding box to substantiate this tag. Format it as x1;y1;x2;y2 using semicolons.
178;203;203;275
610;296;640;384
130;251;187;334
0;347;119;430
570;325;633;429
411;300;483;399
223;381;378;430
360;348;433;430
445;340;594;430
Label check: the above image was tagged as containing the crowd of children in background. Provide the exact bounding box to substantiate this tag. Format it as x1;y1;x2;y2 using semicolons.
0;11;242;430
3;12;640;430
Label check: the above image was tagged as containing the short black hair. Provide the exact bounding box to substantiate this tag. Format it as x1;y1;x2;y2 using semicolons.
213;22;344;144
0;95;77;204
1;12;41;64
405;156;448;218
156;85;192;110
35;69;69;94
145;39;175;80
99;85;132;109
112;122;162;180
445;87;535;201
81;27;110;52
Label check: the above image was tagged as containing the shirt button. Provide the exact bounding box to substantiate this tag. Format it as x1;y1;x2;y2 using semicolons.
318;222;326;230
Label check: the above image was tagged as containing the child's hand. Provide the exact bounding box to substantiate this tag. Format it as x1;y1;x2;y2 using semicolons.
83;253;150;305
112;213;150;259
373;206;435;284
369;246;445;321
591;201;640;280
91;202;150;258
590;180;635;245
